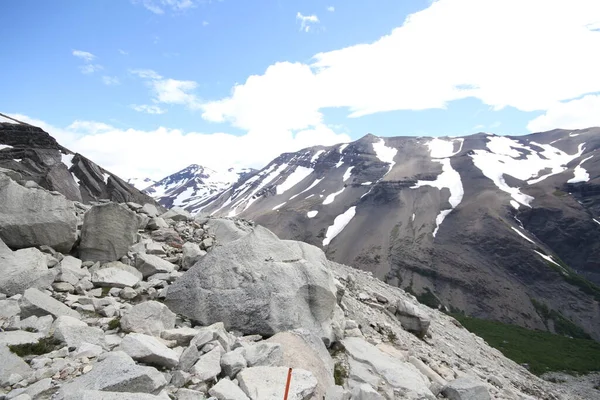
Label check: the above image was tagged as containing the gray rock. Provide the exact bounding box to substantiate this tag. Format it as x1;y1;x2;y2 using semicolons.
6;377;52;400
0;245;55;296
120;287;137;300
178;344;201;372
72;342;104;359
100;261;143;280
177;389;207;400
181;242;205;270
147;217;169;230
442;377;491;400
0;298;21;319
55;256;89;285
237;367;317;400
201;237;214;250
79;203;138;263
350;384;385;400
165;226;343;344
205;219;254;245
119;333;180;368
18;315;54;335
19;288;81;319
220;348;247;378
57;351;167;398
121;301;176;336
141;204;160;218
0;345;32;386
243;342;283;367
52;282;75;292
0;174;77;253
160;207;192;222
64;390;169;400
395;299;431;338
191;322;236;352
0;331;44;346
91;267;141;288
52;315;105;348
146;242;166;255
160;327;199;346
325;386;351;400
135;253;175;278
209;378;250;400
127;202;143;211
191;346;223;381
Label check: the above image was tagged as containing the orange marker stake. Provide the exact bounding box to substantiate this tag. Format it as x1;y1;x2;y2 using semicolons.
283;367;293;400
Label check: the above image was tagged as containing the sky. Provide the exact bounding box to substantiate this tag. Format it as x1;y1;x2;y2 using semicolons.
1;0;599;180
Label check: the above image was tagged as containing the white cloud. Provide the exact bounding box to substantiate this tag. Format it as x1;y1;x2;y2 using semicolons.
527;95;600;132
1;114;350;181
131;104;168;114
130;69;163;80
102;76;120;86
133;0;196;14
79;64;104;74
327;6;335;12
118;49;129;55
131;69;202;109
202;20;209;26
72;50;96;62
296;12;319;32
202;0;600;133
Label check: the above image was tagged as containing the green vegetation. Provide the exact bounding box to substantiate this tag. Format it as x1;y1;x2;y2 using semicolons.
451;314;600;375
531;299;590;339
553;189;568;197
334;362;348;386
108;317;121;330
101;286;112;297
9;337;62;357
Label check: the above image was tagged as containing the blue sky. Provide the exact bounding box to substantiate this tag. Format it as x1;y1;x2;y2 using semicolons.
1;0;599;179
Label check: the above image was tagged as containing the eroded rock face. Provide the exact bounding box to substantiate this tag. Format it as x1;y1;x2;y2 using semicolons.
79;203;138;262
0;174;77;252
165;226;342;344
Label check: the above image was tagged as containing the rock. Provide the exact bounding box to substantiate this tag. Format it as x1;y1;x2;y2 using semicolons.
146;242;166;255
79;203;138;263
19;288;81;319
205;219;254;245
243;342;283;367
6;377;52;400
141;204;160;217
18;315;53;334
127;202;143;211
120;301;176;336
0;345;32;386
201;237;214;250
52;281;75;292
160;207;192;222
177;389;206;400
100;261;143;280
350;384;385;400
341;337;434;399
147;217;169;230
55;256;90;285
150;228;184;248
57;351;167;398
160;327;199;346
52;316;105;348
178;345;201;372
394;299;431;338
0;331;44;346
0;174;77;252
181;242;205;270
91;267;141;288
64;390;169;400
220;348;247;378
165;226;343;344
135;253;176;278
0;298;21;319
120;287;137;300
237;367;317;400
442;377;491;400
72;342;104;359
0;244;55;296
191;346;223;381
408;355;447;387
171;370;190;388
209;378;250;400
325;386;351;400
266;330;334;400
119;333;180;368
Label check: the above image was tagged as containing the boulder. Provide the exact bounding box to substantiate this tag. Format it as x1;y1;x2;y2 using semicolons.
150;228;184;247
206;218;254;245
57;351;167;399
160;207;192;222
178;345;200;372
0;331;44;347
64;391;169;400
237;367;317;400
119;333;180;368
79;203;138;263
6;377;52;400
135;253;175;278
191;346;223;381
19;288;81;319
91;267;141;288
243;342;283;367
120;301;176;336
350;384;385;400
72;342;104;359
160;327;199;346
141;204;160;217
55;256;90;285
325;386;351;400
0;345;32;386
221;348;247;378
165;226;342;344
52;316;105;348
442;377;491;400
209;378;250;400
18;315;54;335
147;217;168;230
181;242;205;270
0;298;21;319
0;244;55;296
341;337;434;399
395;299;431;338
190;322;236;352
0;174;77;252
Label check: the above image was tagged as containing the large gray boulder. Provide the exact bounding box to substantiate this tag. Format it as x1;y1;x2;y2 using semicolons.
0;345;32;386
120;301;176;336
79;203;138;262
55;256;90;286
395;299;431;338
165;226;342;343
442;377;491;400
209;378;250;400
0;174;77;252
205;218;253;245
57;351;167;399
119;333;179;369
0;242;55;296
19;288;81;319
134;253;175;278
237;367;318;400
160;207;191;222
52;316;105;348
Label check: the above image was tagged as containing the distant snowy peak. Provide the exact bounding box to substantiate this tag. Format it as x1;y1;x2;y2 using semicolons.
127;177;157;190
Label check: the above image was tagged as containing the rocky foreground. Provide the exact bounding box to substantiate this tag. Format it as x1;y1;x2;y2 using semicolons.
0;172;595;399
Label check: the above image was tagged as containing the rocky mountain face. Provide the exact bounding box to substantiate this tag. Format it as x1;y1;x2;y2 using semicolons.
201;128;600;341
144;164;255;214
0;122;162;209
0;163;593;399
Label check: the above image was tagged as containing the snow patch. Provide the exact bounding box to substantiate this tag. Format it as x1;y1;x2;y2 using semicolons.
272;202;286;211
290;178;323;200
343;166;354;182
276;166;313;195
307;210;318;218
323;206;356;246
311;150;325;163
173;187;196;206
323;187;346;205
510;200;520;210
427;138;463;158
361;182;372;186
0;144;13;151
372;138;397;175
567;156;593;183
511;227;535;244
305;194;314;199
335;159;344;168
412;213;415;222
594;218;600;226
534;250;568;274
338;143;349;153
103;173;110;184
569;132;580;137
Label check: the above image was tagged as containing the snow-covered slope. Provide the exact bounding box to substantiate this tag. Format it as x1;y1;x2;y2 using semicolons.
144;164;255;214
200;129;600;341
127;177;157;190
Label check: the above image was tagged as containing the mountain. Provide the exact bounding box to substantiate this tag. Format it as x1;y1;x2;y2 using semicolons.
0;121;162;208
202;128;600;340
127;177;157;190
144;164;256;214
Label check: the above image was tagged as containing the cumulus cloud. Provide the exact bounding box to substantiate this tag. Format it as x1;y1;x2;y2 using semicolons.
72;50;96;62
527;95;600;132
327;6;335;12
131;104;167;114
131;69;202;109
1;114;350;181
102;76;120;86
132;0;196;14
296;12;319;32
203;0;600;132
